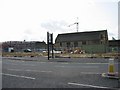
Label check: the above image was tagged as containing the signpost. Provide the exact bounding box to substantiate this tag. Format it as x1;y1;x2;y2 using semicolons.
47;32;54;60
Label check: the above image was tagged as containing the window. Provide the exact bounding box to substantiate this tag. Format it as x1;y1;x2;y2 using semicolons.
101;34;105;40
101;41;104;44
74;42;78;47
82;41;86;45
92;40;99;44
67;42;70;47
87;41;92;45
60;42;62;47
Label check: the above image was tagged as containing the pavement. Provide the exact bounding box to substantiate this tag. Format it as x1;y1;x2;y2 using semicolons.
1;57;120;89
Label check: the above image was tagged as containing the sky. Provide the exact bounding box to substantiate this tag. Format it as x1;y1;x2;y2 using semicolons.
0;0;119;43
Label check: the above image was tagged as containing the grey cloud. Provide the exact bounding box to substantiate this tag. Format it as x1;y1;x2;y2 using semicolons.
108;32;116;39
22;30;33;41
109;32;115;36
41;20;68;32
108;32;118;40
24;29;33;35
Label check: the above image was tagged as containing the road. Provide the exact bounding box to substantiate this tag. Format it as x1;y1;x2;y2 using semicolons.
2;57;119;89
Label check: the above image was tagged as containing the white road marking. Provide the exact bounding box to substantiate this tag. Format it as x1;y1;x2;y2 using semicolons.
68;82;109;89
55;65;98;68
39;62;46;63
1;73;35;80
8;69;22;71
39;71;52;73
55;66;65;67
77;63;108;65
8;69;52;73
22;64;36;66
81;72;101;75
61;63;69;64
3;63;18;66
49;62;54;63
4;63;36;66
25;70;52;73
86;63;105;64
80;66;99;68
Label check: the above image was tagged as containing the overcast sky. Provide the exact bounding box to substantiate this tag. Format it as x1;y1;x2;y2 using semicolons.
0;0;119;43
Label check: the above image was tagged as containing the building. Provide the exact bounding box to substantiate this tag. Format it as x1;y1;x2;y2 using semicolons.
109;40;120;53
55;30;108;53
2;41;47;52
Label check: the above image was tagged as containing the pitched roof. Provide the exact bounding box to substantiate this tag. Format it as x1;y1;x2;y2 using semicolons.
55;30;107;42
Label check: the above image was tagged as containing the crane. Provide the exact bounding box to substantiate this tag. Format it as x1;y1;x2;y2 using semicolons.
68;17;79;32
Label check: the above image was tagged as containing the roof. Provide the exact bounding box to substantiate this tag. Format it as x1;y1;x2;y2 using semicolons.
55;30;107;42
109;40;120;46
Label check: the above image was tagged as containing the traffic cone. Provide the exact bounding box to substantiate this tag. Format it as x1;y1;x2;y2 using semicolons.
102;58;119;79
108;58;115;76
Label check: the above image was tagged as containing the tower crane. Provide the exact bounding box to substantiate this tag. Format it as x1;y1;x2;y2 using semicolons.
68;17;79;32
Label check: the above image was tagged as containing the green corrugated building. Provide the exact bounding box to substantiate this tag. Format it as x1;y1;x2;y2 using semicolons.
55;30;108;53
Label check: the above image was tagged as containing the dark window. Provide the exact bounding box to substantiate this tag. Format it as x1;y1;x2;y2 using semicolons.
67;42;70;47
101;41;104;44
88;41;92;45
82;41;86;45
92;40;99;44
74;42;78;47
101;34;105;40
60;42;62;47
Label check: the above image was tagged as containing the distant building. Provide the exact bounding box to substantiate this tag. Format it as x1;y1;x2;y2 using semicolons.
109;40;120;53
55;30;108;53
2;41;47;52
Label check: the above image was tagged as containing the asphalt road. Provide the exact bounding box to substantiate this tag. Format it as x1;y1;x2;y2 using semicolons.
2;57;119;89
